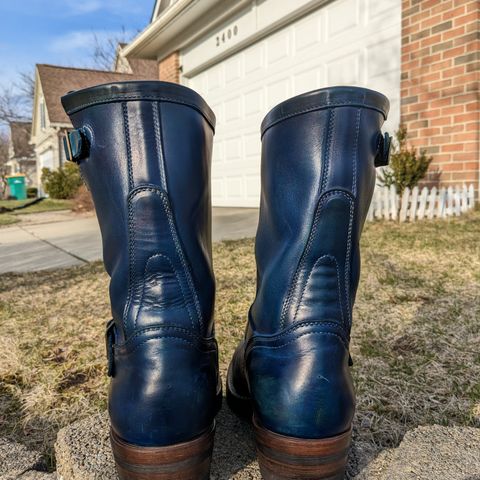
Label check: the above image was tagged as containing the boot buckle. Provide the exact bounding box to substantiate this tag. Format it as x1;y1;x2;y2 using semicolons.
105;319;116;377
374;132;392;167
63;128;89;163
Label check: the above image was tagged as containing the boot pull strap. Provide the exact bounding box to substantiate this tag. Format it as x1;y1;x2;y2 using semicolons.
63;128;89;163
374;132;392;167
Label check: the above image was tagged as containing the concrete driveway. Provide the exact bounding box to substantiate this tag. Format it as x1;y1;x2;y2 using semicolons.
0;208;259;274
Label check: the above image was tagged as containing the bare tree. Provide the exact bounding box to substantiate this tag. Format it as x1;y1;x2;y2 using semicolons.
0;87;29;125
17;70;36;101
0;132;10;197
92;26;130;70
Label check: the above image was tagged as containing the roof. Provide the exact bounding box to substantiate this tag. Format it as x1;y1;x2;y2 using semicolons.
10;121;34;159
36;61;158;124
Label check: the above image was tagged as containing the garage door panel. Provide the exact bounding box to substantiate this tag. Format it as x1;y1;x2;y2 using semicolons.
366;38;401;77
245;43;265;75
327;0;360;39
226;177;244;198
327;52;362;86
225;56;243;84
244;132;261;159
245;174;261;201
367;0;398;21
266;78;291;111
295;15;322;53
185;0;401;207
244;87;265;118
224;96;243;122
224;137;243;162
293;68;321;96
266;30;291;65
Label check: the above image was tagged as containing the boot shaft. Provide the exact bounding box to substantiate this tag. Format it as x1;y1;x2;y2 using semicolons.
252;86;390;335
62;82;221;448
62;82;216;341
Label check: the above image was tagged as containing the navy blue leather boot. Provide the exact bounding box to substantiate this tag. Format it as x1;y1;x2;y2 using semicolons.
227;86;390;479
61;81;221;480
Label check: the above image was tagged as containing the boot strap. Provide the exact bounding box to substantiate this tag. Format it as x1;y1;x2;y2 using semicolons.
63;128;89;163
374;132;392;167
105;319;116;377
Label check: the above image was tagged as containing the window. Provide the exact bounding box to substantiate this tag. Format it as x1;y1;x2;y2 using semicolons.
40;99;46;130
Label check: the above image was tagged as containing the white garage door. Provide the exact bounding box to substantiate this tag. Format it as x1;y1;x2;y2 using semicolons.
185;0;401;207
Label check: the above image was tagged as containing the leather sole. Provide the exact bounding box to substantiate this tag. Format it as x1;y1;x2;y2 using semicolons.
254;418;351;480
110;425;215;480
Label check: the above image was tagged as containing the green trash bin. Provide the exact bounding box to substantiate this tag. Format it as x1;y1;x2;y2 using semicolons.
6;174;27;200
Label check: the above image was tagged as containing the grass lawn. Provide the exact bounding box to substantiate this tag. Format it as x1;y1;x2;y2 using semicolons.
0;199;73;227
0;212;479;470
0;198;73;214
0;214;20;226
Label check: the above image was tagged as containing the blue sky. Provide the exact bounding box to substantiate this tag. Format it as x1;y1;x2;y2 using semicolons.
0;0;154;90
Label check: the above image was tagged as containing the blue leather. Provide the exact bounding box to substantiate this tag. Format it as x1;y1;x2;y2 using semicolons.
228;86;390;439
61;81;220;447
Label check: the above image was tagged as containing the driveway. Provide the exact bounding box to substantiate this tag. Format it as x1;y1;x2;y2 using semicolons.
0;208;259;273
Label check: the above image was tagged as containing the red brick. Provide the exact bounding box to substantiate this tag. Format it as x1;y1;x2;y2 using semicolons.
431;117;452;126
440;162;465;172
454;113;478;123
442;125;465;134
453;152;479;162
402;0;479;190
442;66;466;78
442;143;466;152
158;51;180;83
441;105;465;116
453;132;478;142
442;45;466;59
442;26;466;41
430;135;453;144
442;5;466;22
451;171;478;180
430;97;453;108
464;162;480;170
421;14;443;29
451;152;478;164
421;33;442;47
454;12;480;27
431;1;454;16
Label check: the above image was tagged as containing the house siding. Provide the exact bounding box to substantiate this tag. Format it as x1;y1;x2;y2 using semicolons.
401;0;480;192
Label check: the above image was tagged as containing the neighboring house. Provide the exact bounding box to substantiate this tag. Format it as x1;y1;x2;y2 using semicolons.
123;0;479;207
31;56;158;191
6;121;37;187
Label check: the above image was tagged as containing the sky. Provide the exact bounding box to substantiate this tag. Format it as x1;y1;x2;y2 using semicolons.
0;0;154;91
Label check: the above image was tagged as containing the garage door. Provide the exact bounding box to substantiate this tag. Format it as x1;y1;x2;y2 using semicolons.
185;0;401;207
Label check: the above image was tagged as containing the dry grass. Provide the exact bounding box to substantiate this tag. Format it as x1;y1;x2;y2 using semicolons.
0;212;479;470
0;199;73;227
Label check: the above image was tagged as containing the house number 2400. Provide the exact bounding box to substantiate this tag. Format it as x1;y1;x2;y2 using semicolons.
216;25;238;47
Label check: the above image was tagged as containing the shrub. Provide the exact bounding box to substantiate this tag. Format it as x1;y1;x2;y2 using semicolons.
41;163;83;199
27;187;38;198
378;126;433;195
72;184;95;212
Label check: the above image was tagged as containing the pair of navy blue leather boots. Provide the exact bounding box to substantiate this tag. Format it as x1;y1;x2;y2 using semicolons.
61;82;390;480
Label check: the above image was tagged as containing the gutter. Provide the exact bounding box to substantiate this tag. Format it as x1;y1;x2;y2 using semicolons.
122;0;196;59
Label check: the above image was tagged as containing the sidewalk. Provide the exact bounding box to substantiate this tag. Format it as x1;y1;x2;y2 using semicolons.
0;208;259;274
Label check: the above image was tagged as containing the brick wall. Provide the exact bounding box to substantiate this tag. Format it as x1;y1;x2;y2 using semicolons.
401;0;479;191
158;51;180;83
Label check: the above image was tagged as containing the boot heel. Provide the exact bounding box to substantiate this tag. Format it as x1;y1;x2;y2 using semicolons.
253;418;351;480
110;424;215;480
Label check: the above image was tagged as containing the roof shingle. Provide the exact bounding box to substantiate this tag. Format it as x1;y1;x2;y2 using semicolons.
37;61;158;124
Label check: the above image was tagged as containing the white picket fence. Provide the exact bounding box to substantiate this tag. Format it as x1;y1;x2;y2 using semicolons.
367;184;476;222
